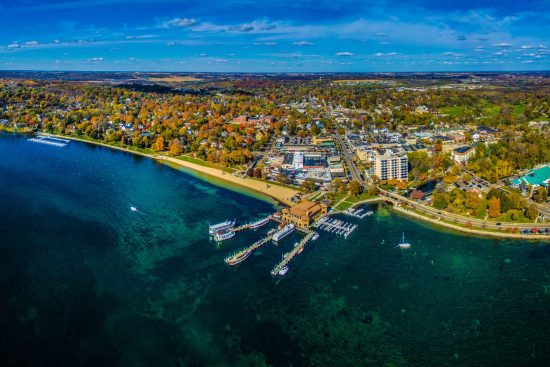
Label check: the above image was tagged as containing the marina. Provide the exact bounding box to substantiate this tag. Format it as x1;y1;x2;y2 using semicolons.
313;216;358;238
343;207;374;219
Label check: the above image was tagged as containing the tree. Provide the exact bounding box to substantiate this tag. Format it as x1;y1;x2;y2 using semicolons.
465;190;480;210
526;204;539;220
349;180;362;196
488;197;501;218
410;189;424;200
154;136;165;151
432;192;449;210
533;187;548;203
253;167;263;178
169;139;183;156
332;178;346;193
301;179;316;193
396;181;408;190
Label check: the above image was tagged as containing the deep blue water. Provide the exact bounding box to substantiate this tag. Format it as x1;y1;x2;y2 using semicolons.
1;133;550;367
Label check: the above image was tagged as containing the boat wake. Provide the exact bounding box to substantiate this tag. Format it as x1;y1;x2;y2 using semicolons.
130;206;144;214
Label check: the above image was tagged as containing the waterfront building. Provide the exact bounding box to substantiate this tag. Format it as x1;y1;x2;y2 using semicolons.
511;165;550;189
451;145;476;165
373;149;408;181
281;198;328;228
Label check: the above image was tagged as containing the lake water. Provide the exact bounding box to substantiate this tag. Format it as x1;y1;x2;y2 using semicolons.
1;133;550;366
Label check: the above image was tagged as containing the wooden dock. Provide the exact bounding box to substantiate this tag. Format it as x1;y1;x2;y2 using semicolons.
271;230;314;276
231;215;271;232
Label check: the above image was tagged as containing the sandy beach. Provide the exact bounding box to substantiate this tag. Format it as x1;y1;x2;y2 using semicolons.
49;134;299;206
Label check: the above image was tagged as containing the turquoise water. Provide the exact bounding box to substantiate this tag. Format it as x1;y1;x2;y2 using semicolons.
1;133;550;367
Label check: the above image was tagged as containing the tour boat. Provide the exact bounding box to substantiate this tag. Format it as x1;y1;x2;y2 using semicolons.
209;219;235;235
278;266;289;276
398;232;411;249
224;250;252;266
214;229;235;242
249;217;269;229
273;224;295;242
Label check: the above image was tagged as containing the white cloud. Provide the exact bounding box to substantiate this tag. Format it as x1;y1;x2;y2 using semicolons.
24;41;39;46
293;41;313;46
375;52;397;57
442;52;464;57
493;42;512;47
254;42;277;46
336;51;354;56
163;17;198;28
6;43;20;49
521;45;536;49
87;57;104;61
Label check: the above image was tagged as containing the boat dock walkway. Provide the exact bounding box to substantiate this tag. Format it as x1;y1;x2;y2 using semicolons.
232;215;272;232
225;233;274;264
343;207;374;219
271;230;314;276
313;217;357;238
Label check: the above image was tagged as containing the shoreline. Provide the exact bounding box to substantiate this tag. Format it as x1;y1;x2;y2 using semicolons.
21;132;550;241
47;134;298;206
344;198;550;241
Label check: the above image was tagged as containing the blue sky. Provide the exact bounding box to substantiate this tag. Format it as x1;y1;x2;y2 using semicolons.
0;0;548;72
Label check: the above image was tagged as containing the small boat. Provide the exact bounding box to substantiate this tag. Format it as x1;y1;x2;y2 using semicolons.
209;219;235;235
278;266;289;276
130;206;138;212
312;232;320;241
398;232;411;249
267;228;277;235
298;247;304;254
214;229;235;242
249;217;270;229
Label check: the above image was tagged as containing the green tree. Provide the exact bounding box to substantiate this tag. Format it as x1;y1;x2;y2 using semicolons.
525;204;539;220
348;180;362;196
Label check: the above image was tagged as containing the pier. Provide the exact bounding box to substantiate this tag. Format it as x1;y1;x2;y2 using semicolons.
224;232;274;265
231;215;271;232
271;230;314;276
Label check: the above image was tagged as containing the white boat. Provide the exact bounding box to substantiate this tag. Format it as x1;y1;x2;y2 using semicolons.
209;219;235;235
273;224;295;242
312;232;320;241
130;206;137;212
249;217;270;229
278;266;289;276
225;250;252;266
398;232;411;249
214;229;235;242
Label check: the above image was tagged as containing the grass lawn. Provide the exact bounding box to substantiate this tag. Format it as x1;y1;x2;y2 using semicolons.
476;199;488;219
439;106;466;116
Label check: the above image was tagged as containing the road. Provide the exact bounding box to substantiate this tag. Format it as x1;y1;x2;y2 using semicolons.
334;133;364;184
378;188;550;230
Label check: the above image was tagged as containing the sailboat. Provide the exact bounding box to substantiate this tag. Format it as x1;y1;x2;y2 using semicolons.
397;232;411;249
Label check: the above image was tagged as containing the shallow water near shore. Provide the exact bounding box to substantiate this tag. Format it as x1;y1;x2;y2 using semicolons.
1;133;550;367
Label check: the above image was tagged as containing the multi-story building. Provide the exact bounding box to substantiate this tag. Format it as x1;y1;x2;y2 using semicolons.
373;149;408;181
451;146;476;165
281;198;328;228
